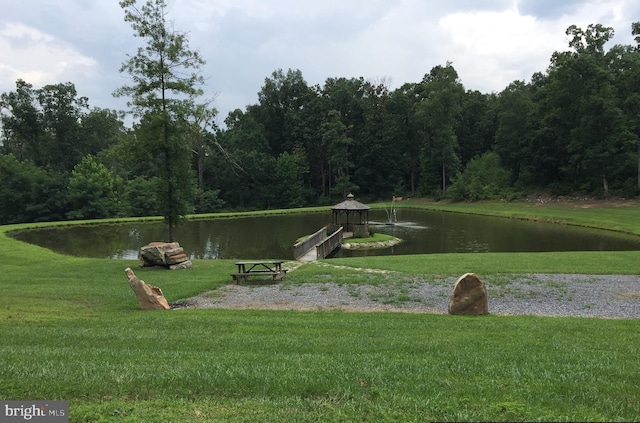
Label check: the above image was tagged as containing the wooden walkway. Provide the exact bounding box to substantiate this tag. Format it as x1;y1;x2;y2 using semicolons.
294;227;349;261
298;248;318;262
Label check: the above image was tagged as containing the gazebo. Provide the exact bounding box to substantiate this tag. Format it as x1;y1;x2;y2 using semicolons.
331;193;370;238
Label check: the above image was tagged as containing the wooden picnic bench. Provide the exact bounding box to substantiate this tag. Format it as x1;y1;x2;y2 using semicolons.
231;261;287;284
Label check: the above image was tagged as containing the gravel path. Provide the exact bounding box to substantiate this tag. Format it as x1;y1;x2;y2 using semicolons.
175;266;640;319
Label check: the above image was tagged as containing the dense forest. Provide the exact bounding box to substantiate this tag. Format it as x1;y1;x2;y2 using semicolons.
1;20;639;226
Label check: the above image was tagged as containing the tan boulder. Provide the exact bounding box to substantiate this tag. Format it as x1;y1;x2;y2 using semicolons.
125;267;171;310
139;242;191;269
448;273;489;315
166;253;188;265
164;246;185;257
139;243;170;266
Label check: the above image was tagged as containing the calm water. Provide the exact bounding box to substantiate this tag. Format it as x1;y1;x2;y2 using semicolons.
11;209;640;260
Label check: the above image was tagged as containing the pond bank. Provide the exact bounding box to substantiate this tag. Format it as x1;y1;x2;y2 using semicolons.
341;236;403;250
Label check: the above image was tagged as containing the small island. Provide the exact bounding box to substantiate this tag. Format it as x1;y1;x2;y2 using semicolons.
341;233;403;250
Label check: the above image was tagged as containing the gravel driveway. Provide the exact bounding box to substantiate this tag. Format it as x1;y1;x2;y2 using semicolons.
175;265;640;319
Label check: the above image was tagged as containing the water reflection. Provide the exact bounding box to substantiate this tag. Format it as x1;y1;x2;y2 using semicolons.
10;209;640;260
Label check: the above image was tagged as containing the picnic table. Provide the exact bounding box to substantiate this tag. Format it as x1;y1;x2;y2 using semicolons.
231;260;287;284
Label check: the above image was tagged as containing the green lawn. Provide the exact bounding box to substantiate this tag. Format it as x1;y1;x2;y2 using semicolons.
1;200;640;422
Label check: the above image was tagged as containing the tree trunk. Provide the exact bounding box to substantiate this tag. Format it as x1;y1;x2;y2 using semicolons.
442;162;446;195
320;162;327;198
160;52;174;243
410;170;416;194
197;133;204;191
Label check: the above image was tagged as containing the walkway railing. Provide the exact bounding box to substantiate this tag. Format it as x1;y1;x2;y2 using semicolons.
293;226;328;260
316;227;343;259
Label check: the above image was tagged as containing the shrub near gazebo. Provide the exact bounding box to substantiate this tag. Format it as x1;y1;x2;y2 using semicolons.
331;194;370;238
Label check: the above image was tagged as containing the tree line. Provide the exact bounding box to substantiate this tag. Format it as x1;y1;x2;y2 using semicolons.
1;4;639;227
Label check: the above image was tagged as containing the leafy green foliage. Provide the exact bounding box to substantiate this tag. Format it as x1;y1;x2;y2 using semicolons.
322;109;358;198
272;151;308;208
0;154;46;223
0;154;69;224
416;63;465;196
2;21;640;225
115;0;206;240
0;80;44;164
66;155;119;219
122;176;161;217
0;80;121;174
193;189;225;213
447;152;515;201
114;0;205;116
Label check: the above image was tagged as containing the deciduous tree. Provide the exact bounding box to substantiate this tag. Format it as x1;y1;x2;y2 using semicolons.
114;0;205;241
416;63;464;196
0;80;43;164
546;24;632;195
66;155;119;220
322;110;358;199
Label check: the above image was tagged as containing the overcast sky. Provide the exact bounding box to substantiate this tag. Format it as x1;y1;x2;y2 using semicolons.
1;0;638;127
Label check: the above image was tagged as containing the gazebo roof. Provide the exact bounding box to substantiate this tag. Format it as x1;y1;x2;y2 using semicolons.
331;194;370;211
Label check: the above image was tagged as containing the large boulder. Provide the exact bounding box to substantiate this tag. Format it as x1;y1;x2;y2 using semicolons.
448;273;489;315
125;267;171;310
139;242;192;269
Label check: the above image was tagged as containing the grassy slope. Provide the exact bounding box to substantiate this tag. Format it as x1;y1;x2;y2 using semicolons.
1;200;640;422
398;199;640;236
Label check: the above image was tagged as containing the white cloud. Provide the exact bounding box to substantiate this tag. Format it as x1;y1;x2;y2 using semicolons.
437;0;639;93
438;9;567;92
0;0;637;124
0;22;97;90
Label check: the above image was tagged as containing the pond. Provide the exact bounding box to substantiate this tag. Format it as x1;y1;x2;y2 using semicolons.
10;208;640;260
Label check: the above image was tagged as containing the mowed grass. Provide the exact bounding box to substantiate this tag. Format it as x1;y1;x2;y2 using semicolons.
1;200;640;422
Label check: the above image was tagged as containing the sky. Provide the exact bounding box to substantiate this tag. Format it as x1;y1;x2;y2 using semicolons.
1;0;639;127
